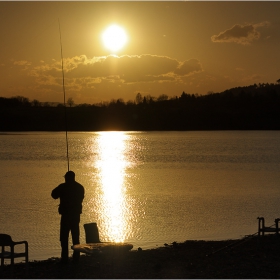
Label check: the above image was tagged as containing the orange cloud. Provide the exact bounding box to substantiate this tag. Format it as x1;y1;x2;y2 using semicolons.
174;59;203;76
32;54;203;87
13;60;32;66
211;21;270;45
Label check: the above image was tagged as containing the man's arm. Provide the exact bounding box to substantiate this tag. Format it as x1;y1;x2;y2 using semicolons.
75;183;85;202
80;185;85;201
51;185;61;199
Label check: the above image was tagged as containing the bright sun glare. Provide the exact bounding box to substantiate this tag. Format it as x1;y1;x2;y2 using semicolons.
102;24;128;53
95;131;129;242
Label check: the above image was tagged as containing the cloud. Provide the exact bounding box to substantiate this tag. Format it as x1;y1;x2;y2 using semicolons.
174;59;203;76
211;21;270;45
31;54;203;89
9;54;204;103
67;54;179;82
13;60;32;66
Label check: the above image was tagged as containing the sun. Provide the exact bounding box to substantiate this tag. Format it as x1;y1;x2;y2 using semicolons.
102;24;128;53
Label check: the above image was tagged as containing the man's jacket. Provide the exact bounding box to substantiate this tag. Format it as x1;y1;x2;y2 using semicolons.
51;181;84;215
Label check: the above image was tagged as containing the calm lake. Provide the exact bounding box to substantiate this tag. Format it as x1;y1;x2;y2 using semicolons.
1;131;280;261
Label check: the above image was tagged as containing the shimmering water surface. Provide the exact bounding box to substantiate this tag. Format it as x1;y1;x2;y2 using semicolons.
0;131;280;261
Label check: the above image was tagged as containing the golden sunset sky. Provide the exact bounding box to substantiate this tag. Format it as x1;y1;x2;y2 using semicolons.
0;1;279;104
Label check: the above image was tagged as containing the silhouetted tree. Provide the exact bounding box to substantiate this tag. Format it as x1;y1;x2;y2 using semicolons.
145;95;156;104
31;99;41;107
67;97;74;107
135;93;143;104
157;94;169;101
11;96;31;106
43;102;51;107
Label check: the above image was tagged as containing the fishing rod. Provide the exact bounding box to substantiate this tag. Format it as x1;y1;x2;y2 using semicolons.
58;19;70;172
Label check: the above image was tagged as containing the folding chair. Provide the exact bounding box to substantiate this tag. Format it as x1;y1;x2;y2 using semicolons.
0;234;28;277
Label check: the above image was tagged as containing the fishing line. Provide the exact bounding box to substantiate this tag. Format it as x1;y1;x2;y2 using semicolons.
206;232;257;257
58;19;70;172
206;221;277;257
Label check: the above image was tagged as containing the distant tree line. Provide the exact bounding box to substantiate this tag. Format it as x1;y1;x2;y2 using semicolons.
1;82;280;131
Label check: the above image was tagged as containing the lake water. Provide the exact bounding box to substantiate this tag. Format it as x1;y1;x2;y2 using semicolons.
1;131;280;261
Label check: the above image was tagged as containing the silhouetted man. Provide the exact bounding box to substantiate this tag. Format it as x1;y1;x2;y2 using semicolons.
51;171;85;264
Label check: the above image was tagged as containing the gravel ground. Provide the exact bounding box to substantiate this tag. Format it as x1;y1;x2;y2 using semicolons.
1;234;280;279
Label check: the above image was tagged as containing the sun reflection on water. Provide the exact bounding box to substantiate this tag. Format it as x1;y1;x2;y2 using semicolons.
95;131;130;242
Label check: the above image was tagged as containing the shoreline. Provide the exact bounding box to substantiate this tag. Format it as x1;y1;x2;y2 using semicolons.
1;234;280;279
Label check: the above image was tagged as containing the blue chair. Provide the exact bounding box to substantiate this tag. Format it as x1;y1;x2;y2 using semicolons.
0;234;28;277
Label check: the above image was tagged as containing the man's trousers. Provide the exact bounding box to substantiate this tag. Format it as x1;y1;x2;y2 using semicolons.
60;214;80;263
